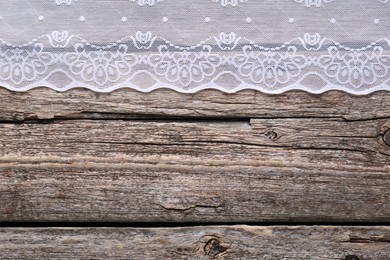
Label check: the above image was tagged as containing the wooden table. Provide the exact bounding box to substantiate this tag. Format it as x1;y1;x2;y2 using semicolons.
0;88;389;259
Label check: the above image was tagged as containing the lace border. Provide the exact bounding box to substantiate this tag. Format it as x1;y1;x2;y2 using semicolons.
55;0;389;6
0;31;389;94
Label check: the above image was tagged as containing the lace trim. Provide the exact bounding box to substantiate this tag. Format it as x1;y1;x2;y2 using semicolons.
294;0;388;7
0;31;389;94
54;0;390;6
54;0;247;6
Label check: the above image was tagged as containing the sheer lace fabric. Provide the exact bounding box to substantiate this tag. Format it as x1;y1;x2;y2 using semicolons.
0;0;389;93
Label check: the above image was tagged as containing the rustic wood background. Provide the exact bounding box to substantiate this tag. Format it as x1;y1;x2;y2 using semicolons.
0;88;389;259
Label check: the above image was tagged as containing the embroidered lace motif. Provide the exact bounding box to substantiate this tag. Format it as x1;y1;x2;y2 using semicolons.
0;0;389;94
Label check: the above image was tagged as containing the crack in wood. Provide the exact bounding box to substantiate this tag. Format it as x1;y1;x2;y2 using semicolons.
345;236;390;244
156;203;223;213
345;255;361;260
2;112;254;124
6;111;388;124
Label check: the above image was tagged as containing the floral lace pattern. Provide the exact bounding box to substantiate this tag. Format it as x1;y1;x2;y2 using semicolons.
212;0;249;6
55;0;75;5
293;0;335;7
294;0;387;6
0;0;389;94
54;0;390;6
129;0;166;6
0;31;389;94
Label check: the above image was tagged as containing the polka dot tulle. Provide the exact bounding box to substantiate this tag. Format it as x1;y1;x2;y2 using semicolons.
0;0;389;94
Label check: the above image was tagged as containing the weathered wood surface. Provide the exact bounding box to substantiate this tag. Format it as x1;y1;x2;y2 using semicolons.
1;88;390;121
0;88;389;222
0;226;389;259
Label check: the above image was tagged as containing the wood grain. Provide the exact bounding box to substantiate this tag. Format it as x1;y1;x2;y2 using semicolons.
0;226;389;259
1;88;390;121
1;88;389;222
2;85;390;258
0;115;389;222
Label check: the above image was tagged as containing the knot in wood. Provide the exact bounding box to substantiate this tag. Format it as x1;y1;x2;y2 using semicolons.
265;130;278;141
204;238;228;258
345;255;360;260
384;129;390;147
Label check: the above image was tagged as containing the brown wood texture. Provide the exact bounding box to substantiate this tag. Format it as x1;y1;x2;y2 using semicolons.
1;88;390;121
0;88;389;223
0;226;389;259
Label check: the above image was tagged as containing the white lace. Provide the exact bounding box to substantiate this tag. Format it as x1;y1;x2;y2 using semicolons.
0;0;389;94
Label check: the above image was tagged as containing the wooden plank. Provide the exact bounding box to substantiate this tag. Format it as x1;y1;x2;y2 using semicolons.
0;118;389;222
1;88;390;121
0;226;389;259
